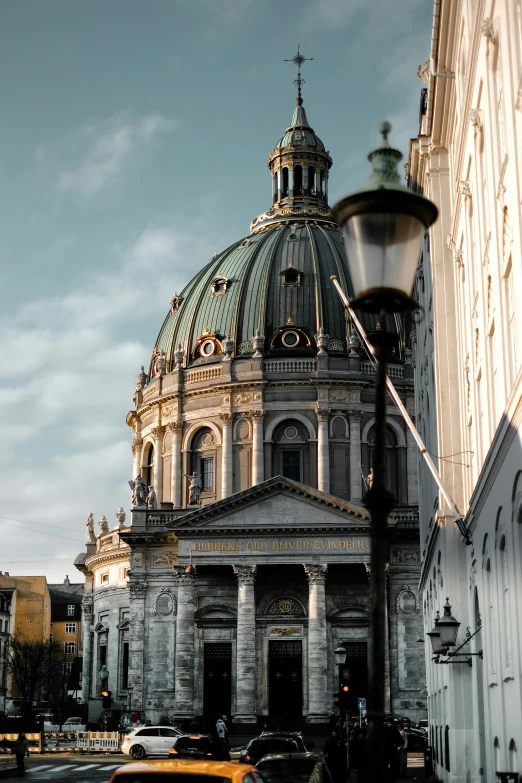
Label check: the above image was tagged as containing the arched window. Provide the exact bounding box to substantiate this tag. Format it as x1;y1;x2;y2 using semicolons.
190;428;217;495
308;165;316;196
444;726;450;771
282;168;289;198
294;165;303;195
494;737;500;772
273;170;279;203
329;415;349;500
367;424;399;498
143;444;154;488
273;420;310;484
499;536;512;667
320;170;325;198
509;739;517;772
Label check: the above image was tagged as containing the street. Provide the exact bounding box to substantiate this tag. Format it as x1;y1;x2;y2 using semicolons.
14;757;128;782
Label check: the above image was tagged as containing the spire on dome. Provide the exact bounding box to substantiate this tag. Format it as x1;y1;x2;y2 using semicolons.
284;45;313;107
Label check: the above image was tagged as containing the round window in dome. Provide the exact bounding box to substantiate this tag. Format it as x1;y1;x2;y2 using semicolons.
282;331;299;348
200;340;215;357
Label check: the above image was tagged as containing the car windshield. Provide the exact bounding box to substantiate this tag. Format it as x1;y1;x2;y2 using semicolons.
249;739;300;757
116;777;231;783
257;760;323;783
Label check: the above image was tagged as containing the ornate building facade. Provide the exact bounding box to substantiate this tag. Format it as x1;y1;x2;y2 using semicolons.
76;91;426;726
409;1;522;780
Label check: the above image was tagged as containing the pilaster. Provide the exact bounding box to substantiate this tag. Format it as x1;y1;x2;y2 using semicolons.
173;566;196;719
251;411;265;486
233;565;257;723
128;579;147;712
220;413;233;499
151;426;165;503
304;563;329;722
168;422;183;508
349;409;362;502
316;408;330;493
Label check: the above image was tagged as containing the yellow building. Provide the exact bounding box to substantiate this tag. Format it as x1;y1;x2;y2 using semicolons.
0;573;51;642
49;577;84;694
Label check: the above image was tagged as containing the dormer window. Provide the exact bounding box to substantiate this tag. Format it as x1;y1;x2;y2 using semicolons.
280;265;302;287
211;276;231;297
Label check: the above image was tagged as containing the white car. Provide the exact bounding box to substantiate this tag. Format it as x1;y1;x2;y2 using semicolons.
120;726;183;759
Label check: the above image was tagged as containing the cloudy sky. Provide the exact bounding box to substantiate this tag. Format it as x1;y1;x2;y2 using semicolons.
0;0;432;583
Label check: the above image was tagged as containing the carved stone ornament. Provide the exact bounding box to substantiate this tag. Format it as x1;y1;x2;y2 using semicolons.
98;515;109;534
153;588;177;616
252;329;265;358
174;344;184;368
458;180;471;198
133;552;143;567
417;60;430;84
233;391;251;405
250;409;264;420
390;548;420;564
135;366;148;392
327;339;345;353
469;109;482;128
222;334;234;358
270;627;301;636
329;388;356;403
347;408;362;421
404;347;413;366
316;407;330;422
219;411;233;423
128;580;147;599
167;420;183;433
152;551;177;567
303;563;328;583
115;507;126;528
170;293;184;313
172;565;196;583
82;599;93;621
395;585;420;614
131;438;143;456
156;351;166;377
233;565;257;584
314;327;329;355
454;249;464;267
348;327;362;356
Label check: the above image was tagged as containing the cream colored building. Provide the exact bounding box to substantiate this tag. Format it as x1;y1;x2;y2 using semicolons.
409;1;522;780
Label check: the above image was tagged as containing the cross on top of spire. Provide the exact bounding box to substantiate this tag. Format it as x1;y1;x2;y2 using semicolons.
284;45;313;106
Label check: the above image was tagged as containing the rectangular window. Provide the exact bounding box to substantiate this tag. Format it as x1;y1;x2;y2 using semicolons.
202;458;214;491
122;641;129;689
67;605;75;616
64;642;76;655
65;662;73;676
49;634;53;643
65;623;76;634
101;573;109;584
282;450;301;482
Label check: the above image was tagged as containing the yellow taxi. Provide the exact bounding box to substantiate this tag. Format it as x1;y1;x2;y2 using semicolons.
108;758;265;783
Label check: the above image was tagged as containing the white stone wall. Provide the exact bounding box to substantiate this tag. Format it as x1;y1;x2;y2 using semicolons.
410;1;522;779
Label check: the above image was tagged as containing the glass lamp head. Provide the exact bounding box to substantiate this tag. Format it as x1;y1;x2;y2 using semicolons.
427;611;446;655
332;121;438;313
437;598;460;648
334;645;347;666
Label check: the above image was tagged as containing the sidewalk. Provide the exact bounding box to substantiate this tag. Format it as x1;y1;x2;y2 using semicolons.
0;756;17;779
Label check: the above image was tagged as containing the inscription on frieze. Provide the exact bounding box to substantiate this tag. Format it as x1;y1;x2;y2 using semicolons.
189;537;369;554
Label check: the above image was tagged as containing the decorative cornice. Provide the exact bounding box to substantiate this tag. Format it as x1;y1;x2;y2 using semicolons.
172;565;196;583
233;565;257;584
303;563;328;584
84;550;130;571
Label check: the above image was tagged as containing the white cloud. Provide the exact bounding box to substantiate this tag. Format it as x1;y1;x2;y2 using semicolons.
0;221;214;581
56;113;176;197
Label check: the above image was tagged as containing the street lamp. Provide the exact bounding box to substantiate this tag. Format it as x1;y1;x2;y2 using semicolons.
427;612;447;655
436;598;460;649
332;122;438;783
334;645;347;666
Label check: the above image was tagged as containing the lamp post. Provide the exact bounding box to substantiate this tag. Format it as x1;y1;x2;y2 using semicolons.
332;122;438;782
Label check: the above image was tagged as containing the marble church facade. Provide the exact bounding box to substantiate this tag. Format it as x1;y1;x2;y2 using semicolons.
76;88;426;725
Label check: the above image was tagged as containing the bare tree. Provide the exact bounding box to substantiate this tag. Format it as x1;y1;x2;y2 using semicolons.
7;637;63;722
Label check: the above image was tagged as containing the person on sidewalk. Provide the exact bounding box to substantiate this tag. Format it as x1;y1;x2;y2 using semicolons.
383;718;403;783
215;714;230;761
323;730;347;783
12;733;29;776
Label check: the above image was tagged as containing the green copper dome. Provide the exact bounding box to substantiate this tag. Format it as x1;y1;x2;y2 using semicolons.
149;98;402;375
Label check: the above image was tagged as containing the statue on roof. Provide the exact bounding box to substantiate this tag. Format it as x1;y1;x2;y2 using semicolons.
183;472;202;506
115;507;126;528
98;515;109;534
86;513;96;543
129;475;148;507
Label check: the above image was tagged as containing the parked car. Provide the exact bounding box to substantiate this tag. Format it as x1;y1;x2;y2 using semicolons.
108;759;264;782
239;733;310;765
168;734;213;760
121;725;184;759
256;753;332;783
62;716;85;729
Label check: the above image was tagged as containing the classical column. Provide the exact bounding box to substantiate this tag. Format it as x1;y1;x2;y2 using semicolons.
288;166;294;197
251;411;264;486
151;426;165;502
173;566;196;719
303;166;309;192
233;565;257;723
220;413;233;498
349;409;362;502
81;598;93;702
316;409;330;493
315;169;321;194
128;579;147;712
304;564;328;722
131;438;143;479
168;422;183;508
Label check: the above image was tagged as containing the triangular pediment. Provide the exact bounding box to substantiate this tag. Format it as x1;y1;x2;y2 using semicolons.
168;477;380;536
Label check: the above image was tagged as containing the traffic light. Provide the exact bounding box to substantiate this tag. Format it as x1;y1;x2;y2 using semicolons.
340;684;350;709
102;690;112;708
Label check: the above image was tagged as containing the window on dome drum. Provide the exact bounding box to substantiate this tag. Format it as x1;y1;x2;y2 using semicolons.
282;167;289;198
294;164;303;195
320;170;325;197
202;458;214;491
273;420;309;484
308;165;316;196
366;424;400;500
143;444;154;488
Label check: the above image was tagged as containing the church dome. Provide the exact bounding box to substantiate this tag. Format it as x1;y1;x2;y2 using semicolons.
149;96;401;375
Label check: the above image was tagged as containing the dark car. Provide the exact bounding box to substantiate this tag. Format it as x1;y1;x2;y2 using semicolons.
168;734;214;760
239;733;310;765
256;753;332;783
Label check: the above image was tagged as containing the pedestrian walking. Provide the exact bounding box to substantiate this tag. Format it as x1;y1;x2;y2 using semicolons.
323;730;347;783
383;718;403;783
12;733;29;776
399;721;411;776
215;714;230;761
